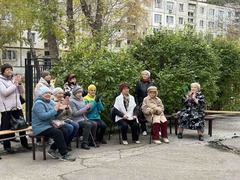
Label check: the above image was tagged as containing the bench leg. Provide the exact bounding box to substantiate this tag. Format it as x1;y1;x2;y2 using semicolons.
109;124;112;140
169;118;172;134
208;120;212;137
175;118;178;135
42;139;46;160
31;137;36;160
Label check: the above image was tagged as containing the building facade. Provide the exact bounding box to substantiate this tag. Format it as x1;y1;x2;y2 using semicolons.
149;0;235;36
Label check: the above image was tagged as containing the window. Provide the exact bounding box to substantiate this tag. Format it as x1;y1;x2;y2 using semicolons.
2;50;17;60
127;40;132;45
166;16;174;25
188;4;195;11
179;17;184;25
228;11;231;18
154;14;162;24
179;3;184;12
219;10;224;20
208;21;214;29
209;9;215;16
199;20;204;27
218;23;223;29
188;18;194;23
188;12;194;17
166;1;174;10
44;42;49;48
200;7;204;14
27;32;36;43
155;0;162;8
116;40;121;48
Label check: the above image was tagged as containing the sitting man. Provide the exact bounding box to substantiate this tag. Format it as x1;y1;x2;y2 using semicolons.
113;83;140;145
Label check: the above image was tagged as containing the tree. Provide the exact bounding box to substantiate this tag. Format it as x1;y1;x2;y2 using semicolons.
66;0;75;47
79;0;150;47
211;37;240;110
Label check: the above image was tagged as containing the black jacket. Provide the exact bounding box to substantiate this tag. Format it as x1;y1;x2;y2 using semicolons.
134;79;154;105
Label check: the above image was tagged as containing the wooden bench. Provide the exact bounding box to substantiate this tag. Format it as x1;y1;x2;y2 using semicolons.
173;115;215;137
0;126;32;140
0;126;46;160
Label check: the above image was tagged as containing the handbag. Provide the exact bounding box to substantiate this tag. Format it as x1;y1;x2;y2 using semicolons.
51;119;65;128
10;112;29;130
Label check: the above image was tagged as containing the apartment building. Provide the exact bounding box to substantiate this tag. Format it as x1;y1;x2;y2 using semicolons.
150;0;235;36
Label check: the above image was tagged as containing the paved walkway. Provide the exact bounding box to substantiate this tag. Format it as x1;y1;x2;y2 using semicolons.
1;114;240;180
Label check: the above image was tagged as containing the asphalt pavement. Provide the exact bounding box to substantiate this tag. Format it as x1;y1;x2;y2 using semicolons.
1;114;240;180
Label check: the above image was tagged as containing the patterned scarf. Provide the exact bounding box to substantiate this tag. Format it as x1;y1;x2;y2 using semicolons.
123;94;130;111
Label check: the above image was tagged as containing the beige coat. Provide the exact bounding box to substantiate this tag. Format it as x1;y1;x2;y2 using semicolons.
141;96;167;124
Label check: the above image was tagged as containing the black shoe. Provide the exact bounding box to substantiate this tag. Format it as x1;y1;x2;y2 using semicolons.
67;145;72;151
23;145;32;150
178;133;183;139
199;135;204;141
99;139;107;144
5;148;15;154
89;141;99;147
81;143;90;150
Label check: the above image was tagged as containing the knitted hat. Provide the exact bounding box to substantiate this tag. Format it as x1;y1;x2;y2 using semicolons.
52;87;64;96
142;70;151;77
119;83;130;92
147;86;158;92
88;84;96;92
41;70;50;78
1;63;13;75
39;86;52;96
68;74;76;82
72;85;83;95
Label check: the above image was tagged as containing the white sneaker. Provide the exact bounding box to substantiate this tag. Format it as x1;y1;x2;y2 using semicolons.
122;140;128;145
142;131;147;136
135;140;141;144
152;140;161;145
162;138;169;143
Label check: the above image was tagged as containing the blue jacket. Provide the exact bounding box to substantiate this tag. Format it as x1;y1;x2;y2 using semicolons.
84;95;103;120
32;95;61;135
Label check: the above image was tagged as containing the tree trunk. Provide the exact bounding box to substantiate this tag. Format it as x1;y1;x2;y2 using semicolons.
66;0;75;47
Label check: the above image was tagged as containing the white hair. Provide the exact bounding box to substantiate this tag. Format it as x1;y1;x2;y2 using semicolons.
191;82;201;91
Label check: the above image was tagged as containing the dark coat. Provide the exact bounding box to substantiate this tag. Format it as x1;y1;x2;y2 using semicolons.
178;91;205;131
134;79;154;105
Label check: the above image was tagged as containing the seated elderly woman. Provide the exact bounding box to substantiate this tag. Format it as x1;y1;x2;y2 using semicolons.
32;86;76;161
177;82;206;141
69;85;98;150
113;83;140;145
52;87;79;151
141;86;169;144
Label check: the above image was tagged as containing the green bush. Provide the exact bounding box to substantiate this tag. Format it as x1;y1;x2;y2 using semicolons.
130;29;221;113
52;41;143;121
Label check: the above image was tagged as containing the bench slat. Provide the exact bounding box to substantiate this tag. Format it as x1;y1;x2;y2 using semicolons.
0;126;32;135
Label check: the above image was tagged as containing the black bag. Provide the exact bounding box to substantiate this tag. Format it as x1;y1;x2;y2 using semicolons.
10;113;29;130
20;95;26;104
